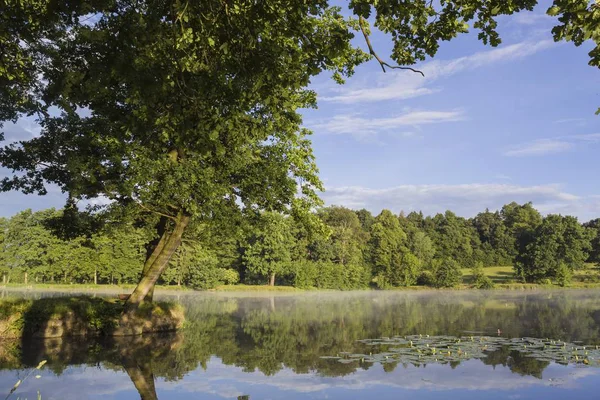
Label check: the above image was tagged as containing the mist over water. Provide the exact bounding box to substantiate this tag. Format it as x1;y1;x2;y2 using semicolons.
2;290;600;399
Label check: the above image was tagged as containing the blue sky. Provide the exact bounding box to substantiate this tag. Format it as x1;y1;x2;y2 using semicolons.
2;3;600;220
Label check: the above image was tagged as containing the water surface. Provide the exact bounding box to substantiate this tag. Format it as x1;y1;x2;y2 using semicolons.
2;290;600;399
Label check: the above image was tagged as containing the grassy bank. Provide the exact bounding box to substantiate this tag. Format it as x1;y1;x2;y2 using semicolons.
0;296;184;339
0;283;190;292
2;265;600;294
211;284;303;292
461;264;600;287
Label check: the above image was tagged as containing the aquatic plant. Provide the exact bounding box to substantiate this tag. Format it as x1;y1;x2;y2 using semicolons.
5;360;45;400
322;335;600;368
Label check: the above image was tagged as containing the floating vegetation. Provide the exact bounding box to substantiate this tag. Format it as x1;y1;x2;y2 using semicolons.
320;336;600;368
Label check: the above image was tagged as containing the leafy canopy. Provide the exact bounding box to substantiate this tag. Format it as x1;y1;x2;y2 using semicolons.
1;0;599;229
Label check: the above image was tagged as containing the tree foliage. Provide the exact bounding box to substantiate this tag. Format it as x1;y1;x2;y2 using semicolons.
1;202;598;288
517;215;592;283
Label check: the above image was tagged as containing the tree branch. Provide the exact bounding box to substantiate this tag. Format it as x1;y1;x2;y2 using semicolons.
358;17;424;77
135;201;178;221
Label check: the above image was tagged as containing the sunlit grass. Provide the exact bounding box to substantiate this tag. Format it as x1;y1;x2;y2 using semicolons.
461;266;514;284
211;284;303;292
461;264;600;288
0;283;190;292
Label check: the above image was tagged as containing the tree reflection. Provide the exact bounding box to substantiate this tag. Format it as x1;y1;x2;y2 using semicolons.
2;292;600;398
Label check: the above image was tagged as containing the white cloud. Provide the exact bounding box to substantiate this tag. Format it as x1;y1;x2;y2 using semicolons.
311;109;465;137
322;40;556;104
512;12;553;26
569;133;600;142
321;183;591;218
554;118;587;125
504;133;600;157
503;139;573;157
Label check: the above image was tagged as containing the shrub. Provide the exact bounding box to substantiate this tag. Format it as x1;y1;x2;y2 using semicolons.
417;270;435;286
471;262;495;289
188;263;222;289
220;269;240;285
432;259;462;288
292;260;369;290
555;262;572;287
292;260;319;289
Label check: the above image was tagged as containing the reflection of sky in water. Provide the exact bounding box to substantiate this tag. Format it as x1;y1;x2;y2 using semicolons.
3;290;600;399
2;357;600;400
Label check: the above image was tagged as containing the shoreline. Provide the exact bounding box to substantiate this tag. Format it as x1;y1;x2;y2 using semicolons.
2;282;600;296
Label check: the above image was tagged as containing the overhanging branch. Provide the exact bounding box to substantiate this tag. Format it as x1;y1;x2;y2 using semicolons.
358;17;424;77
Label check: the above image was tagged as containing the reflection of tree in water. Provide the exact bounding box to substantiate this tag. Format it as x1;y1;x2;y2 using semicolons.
2;292;600;398
482;347;549;379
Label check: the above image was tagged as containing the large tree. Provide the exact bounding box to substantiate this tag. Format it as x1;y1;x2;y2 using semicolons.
517;215;592;284
243;212;295;286
2;0;599;306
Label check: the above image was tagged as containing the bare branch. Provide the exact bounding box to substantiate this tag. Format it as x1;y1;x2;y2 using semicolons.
358;17;425;77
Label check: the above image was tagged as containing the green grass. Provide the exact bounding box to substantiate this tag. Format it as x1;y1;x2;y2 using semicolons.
461;266;515;284
211;284;303;292
0;296;184;339
0;283;190;292
461;264;600;288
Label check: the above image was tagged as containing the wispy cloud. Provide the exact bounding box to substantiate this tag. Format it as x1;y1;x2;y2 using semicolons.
504;133;600;157
322;40;556;104
512;12;553;26
554;117;587;125
569;133;600;142
321;183;591;219
503;139;573;157
311;109;465;137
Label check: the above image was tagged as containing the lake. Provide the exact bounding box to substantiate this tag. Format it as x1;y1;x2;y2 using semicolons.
2;290;600;400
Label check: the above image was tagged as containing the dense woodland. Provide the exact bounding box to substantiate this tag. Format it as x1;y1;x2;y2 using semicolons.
1;202;598;289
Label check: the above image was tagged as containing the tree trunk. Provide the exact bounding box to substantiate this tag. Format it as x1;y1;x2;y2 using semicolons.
269;272;276;287
141;217;169;302
94;267;98;285
24;272;28;285
127;213;190;307
2;274;5;284
121;355;158;400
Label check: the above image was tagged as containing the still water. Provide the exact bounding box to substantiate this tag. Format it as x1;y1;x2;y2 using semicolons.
2;290;600;399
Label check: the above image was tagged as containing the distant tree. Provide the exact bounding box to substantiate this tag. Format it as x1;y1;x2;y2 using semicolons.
583;219;600;264
355;209;375;232
317;207;370;288
471;261;494;289
244;213;294;286
429;211;479;268
369;210;417;287
517;215;592;283
410;231;436;267
472;209;515;265
432;259;463;288
3;209;60;283
0;217;8;283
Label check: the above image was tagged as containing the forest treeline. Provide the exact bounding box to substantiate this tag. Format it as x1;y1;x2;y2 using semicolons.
1;202;599;289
